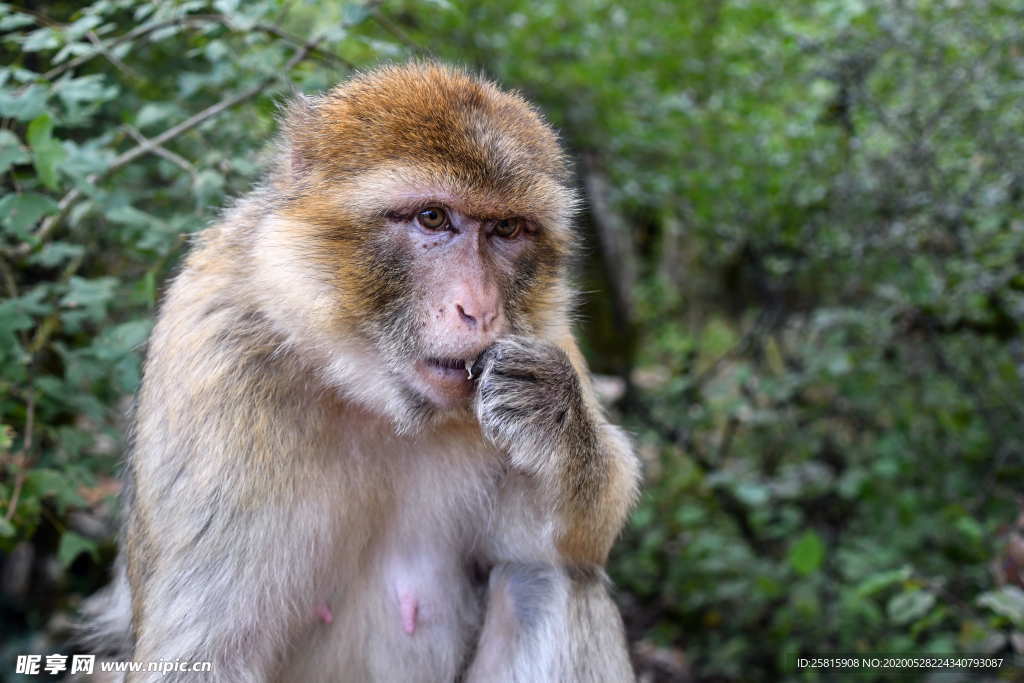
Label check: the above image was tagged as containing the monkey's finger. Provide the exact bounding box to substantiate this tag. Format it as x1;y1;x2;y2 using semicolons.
469;342;501;381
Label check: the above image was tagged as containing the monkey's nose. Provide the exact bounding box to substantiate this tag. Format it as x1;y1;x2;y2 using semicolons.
454;302;499;332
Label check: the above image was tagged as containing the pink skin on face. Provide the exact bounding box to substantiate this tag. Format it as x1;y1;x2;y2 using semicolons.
394;203;527;409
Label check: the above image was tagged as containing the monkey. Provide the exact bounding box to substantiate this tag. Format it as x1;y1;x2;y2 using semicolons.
80;62;640;682
994;499;1024;588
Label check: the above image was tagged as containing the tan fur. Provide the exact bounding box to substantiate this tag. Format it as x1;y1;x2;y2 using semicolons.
81;62;639;682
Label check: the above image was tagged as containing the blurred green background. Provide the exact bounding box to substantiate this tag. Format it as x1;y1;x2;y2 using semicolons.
1;1;1023;681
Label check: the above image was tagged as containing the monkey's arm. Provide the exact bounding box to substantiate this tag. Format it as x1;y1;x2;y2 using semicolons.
120;262;329;681
474;334;640;566
470;335;639;682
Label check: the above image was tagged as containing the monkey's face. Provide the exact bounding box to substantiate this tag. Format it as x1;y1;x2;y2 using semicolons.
378;202;522;407
310;165;575;416
264;64;578;421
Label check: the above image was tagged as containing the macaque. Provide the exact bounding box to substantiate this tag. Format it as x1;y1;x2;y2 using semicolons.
995;500;1024;588
82;62;640;682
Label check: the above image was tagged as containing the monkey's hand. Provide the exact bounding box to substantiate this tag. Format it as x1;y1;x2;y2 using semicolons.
474;336;587;475
474;335;639;564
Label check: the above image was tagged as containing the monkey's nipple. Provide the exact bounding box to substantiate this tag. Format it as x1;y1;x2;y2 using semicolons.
315;601;333;625
398;591;419;636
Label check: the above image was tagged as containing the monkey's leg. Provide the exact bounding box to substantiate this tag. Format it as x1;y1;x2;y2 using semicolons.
464;563;634;683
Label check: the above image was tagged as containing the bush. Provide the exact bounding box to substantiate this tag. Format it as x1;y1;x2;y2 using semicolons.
1;1;1021;681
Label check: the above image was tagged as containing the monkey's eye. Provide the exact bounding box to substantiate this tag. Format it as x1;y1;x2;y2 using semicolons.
492;218;522;239
416;207;449;231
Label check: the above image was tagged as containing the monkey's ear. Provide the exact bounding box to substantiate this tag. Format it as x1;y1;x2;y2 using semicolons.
278;93;320;180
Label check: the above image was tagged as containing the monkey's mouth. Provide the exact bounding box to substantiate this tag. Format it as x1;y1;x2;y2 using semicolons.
414;356;478;405
425;356;476;379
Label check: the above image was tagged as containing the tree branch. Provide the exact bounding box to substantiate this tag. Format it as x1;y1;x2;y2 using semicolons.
42;18;182;81
85;29;142;81
4;393;35;524
42;13;353;82
13;40;319;257
123;125;195;177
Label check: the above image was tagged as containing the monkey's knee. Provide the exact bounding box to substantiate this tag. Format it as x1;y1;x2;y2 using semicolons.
482;562;616;641
485;563;566;637
464;563;568;681
468;563;633;682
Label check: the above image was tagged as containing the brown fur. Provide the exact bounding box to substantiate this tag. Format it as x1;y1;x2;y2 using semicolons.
81;62;639;682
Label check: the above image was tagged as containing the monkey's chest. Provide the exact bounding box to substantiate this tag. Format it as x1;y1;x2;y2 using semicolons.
284;458;496;682
289;541;482;682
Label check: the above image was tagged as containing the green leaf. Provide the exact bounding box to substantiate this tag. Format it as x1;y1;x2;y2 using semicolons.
213;0;241;14
788;530;825;575
954;515;983;544
54;74;119;109
0;13;35;31
0;129;29;174
27;241;84;268
97;319;152;357
0;192;58;239
52;41;93;66
57;531;98;568
107;205;154;227
855;566;912;598
700;317;737;358
0;517;15;538
343;3;372;25
64;14;104;42
733;482;770;506
60;276;118;322
0;84;48;121
21;27;60;52
194;169;225;207
61;139;115;181
978;587;1024;627
887;589;937;625
27;112;65;190
135;102;178;129
24;468;84;511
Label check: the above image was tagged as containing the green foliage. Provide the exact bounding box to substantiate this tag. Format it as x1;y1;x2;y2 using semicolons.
788;531;825;577
1;0;1022;681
